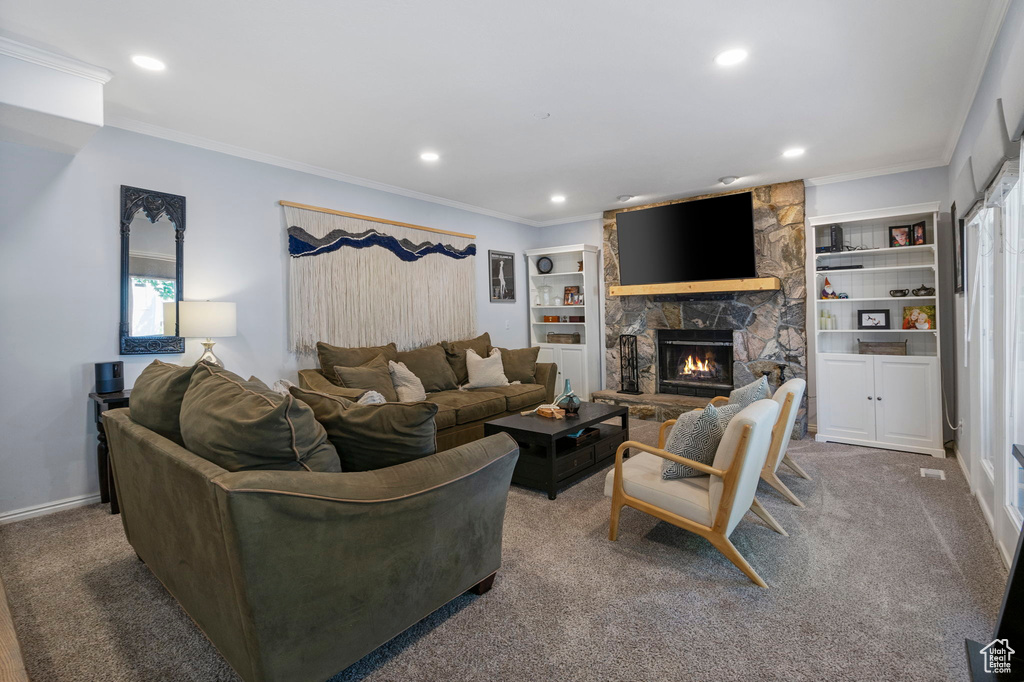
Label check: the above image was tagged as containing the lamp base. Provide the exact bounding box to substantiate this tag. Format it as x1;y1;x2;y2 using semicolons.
196;340;224;368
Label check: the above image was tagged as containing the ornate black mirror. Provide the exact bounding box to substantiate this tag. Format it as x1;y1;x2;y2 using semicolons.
119;185;185;355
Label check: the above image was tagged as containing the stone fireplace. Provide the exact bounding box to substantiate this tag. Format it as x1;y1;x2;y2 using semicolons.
596;180;808;435
657;329;733;397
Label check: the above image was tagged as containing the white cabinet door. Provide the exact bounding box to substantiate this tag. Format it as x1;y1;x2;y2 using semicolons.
873;355;942;451
557;345;587;398
818;353;875;441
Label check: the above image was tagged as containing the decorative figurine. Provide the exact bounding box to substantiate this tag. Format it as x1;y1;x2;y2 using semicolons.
821;277;839;299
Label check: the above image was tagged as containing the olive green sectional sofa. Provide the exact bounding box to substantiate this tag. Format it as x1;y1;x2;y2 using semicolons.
298;333;557;451
104;360;521;682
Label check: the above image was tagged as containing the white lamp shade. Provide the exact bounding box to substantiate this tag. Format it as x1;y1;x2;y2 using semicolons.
177;301;237;338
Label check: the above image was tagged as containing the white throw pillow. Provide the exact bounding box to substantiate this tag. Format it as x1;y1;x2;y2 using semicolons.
357;390;387;405
464;348;510;389
388;360;427;402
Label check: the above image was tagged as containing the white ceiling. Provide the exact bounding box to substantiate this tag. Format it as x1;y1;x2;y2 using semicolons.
0;0;1009;225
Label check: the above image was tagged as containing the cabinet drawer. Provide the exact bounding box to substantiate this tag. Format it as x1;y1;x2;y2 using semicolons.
556;446;595;479
594;431;627;462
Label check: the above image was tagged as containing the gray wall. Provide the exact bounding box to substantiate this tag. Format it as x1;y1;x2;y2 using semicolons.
0;126;540;516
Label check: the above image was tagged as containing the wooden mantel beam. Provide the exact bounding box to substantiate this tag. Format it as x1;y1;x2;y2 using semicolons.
608;277;782;297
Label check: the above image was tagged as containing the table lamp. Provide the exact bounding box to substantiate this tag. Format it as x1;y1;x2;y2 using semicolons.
177;301;237;368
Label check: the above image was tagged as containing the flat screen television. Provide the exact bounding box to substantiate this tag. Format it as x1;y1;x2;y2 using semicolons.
616;192;756;286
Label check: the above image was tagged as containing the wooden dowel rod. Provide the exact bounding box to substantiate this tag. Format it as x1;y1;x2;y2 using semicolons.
279;200;476;239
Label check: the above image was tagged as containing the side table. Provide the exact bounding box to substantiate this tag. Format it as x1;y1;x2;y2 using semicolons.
88;390;130;514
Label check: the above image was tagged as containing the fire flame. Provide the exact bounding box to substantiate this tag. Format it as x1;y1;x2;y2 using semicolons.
682;355;711;375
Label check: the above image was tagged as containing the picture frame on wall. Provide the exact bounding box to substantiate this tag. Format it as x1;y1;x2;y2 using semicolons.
951;202;965;294
888;225;911;247
857;309;891;329
488;250;515;303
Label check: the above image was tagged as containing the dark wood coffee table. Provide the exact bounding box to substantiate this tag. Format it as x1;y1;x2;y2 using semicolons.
484;401;629;500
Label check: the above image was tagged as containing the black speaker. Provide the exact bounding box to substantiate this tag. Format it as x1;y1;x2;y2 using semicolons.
828;224;844;252
95;361;124;394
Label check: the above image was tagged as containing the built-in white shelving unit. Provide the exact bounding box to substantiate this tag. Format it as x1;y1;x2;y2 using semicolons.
808;203;944;458
524;244;601;401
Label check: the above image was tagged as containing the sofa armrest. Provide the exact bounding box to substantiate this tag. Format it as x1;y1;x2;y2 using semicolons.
297;369;367;400
534;362;558;403
211;434;520;680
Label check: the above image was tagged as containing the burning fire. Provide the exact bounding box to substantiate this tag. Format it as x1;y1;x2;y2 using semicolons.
682;355;711;375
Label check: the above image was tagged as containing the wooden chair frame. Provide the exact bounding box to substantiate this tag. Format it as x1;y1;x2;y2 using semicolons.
609;423;787;588
710;394;812;507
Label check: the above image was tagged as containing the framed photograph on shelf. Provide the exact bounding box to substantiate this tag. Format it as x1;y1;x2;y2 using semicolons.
888;225;911;247
902;305;936;330
911;221;927;245
488;250;515;303
563;285;581;305
857;309;891;329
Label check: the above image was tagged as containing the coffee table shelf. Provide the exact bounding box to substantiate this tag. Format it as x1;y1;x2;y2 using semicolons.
485;402;629;499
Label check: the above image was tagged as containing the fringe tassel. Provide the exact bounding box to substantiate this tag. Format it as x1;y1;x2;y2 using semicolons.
285;206;476;353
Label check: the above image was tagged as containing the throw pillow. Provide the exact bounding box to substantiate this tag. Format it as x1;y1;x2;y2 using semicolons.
288;386;438;471
442;332;492;385
315;341;398;385
729;376;770;408
358;390;387;405
716;402;745;430
130;360;202;446
396;344;458;392
662;403;724;479
496;346;540;383
388;360;427;402
464;348;509;389
334;355;398;402
180;364;340;472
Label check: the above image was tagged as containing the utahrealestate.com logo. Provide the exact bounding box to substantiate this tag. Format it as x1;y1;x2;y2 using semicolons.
980;638;1015;675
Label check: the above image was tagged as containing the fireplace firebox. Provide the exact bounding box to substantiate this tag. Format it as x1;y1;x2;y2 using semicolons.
657;329;734;397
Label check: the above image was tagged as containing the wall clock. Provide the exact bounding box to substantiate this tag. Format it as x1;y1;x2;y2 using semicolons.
537;256;553;274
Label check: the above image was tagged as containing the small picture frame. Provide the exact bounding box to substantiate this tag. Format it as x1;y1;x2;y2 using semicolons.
857;309;891;329
888;225;911;247
902;305;936;330
911;221;926;246
563;285;581;305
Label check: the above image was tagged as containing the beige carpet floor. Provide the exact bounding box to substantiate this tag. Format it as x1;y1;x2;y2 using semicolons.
0;419;1007;681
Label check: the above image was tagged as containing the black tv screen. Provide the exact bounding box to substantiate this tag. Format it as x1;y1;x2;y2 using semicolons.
616;192;756;285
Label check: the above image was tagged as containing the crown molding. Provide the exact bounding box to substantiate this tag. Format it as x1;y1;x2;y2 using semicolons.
534;212;604;227
807;201;941;226
105;116;548;227
804;158;947;186
0;37;112;84
941;0;1012;164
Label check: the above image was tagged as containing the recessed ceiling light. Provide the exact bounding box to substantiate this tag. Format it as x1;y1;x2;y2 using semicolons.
551;195;566;203
617;194;635;202
719;176;740;185
714;48;748;67
782;147;805;158
420;151;440;161
131;55;166;71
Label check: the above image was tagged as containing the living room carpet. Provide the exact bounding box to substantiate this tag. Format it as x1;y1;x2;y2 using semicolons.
0;420;1006;681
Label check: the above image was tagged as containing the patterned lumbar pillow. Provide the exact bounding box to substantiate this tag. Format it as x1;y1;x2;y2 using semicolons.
662;403;724;479
388;360;427;402
464;348;510;389
729;375;770;408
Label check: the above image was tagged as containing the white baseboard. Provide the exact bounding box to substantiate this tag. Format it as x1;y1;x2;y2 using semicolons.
0;493;102;525
953;444;971;487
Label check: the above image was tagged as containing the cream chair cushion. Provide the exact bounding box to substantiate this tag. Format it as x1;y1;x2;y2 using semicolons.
769;378;806;473
604;453;712;526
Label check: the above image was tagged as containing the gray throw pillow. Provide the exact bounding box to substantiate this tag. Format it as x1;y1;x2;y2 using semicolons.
334;355;398;402
662;403;724;479
716;403;745;430
729;376;770;408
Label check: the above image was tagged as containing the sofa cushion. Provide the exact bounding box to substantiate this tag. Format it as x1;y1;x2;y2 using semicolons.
604;452;713;527
431;402;458;430
426;390;506;424
316;341;398;385
334;355;398;402
468;383;546;412
396;344;458;392
289;386;437;471
180;364;340;472
130;360;201;446
441;333;491;385
495;346;540;383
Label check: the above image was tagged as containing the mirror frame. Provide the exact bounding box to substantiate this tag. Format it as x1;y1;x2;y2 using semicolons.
119;185;185;355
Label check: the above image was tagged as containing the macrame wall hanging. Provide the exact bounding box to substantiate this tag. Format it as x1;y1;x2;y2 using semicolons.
282;201;477;354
